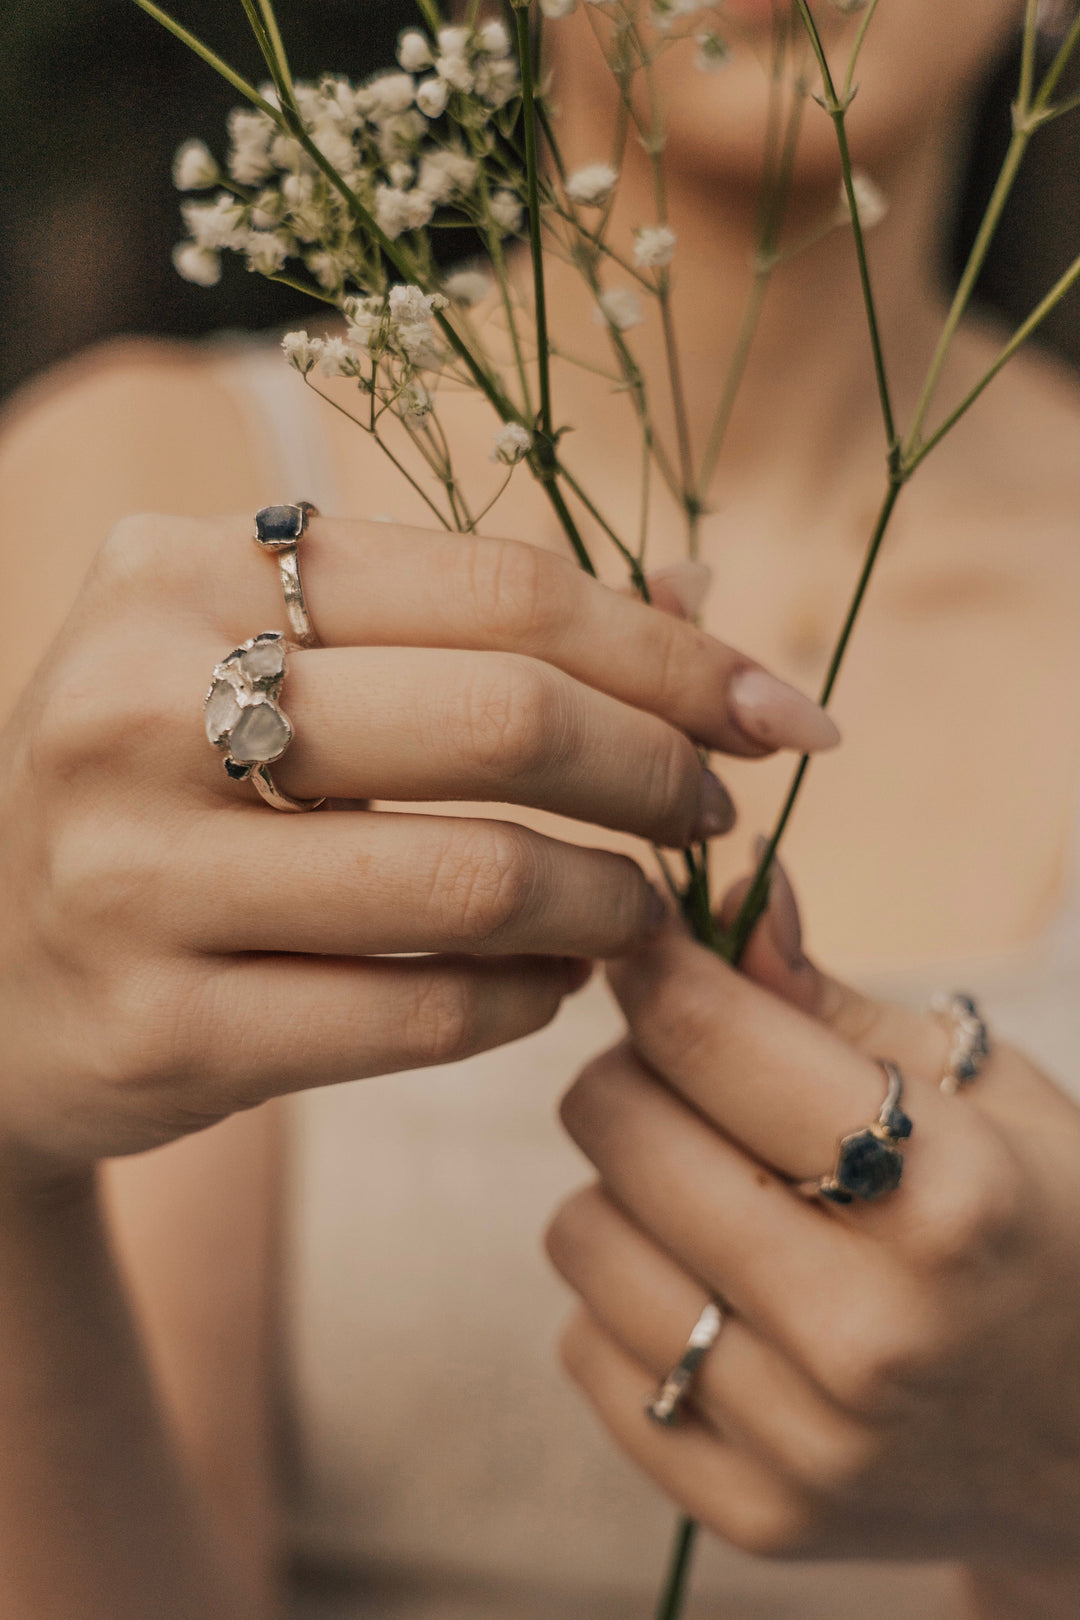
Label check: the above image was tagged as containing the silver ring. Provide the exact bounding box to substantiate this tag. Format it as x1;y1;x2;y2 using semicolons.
203;631;325;813
253;502;320;648
803;1060;913;1205
929;992;990;1094
646;1300;725;1427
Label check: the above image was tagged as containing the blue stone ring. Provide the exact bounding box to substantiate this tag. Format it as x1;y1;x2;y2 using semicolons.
806;1061;913;1206
253;502;320;649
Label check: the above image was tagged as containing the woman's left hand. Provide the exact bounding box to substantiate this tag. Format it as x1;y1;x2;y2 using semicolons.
547;871;1079;1592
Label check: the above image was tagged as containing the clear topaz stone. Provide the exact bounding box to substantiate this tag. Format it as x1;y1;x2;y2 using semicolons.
204;680;243;746
228;699;291;763
240;638;286;685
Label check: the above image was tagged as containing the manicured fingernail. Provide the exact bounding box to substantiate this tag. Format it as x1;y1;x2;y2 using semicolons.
752;836;803;967
696;769;737;839
649;560;712;618
729;668;841;753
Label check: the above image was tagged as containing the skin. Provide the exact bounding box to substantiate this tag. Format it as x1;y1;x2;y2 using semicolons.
0;0;1076;1616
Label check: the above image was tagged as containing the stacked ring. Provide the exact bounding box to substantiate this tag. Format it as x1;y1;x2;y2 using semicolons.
253;501;320;648
646;1300;725;1427
930;991;991;1094
805;1060;913;1205
203;631;324;813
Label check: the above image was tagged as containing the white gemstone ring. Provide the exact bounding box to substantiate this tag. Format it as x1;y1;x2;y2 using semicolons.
203;630;324;812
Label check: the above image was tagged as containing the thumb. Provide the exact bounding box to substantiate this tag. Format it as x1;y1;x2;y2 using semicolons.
719;846;965;1087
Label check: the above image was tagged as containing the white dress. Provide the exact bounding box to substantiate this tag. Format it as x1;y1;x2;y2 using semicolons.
214;345;1080;1620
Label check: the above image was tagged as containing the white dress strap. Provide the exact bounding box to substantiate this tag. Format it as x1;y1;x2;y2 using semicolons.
208;338;341;514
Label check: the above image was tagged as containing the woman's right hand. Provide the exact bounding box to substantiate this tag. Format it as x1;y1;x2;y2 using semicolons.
0;512;838;1177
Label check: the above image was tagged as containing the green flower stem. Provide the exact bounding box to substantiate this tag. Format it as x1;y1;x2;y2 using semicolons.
255;0;293;98
654;1517;699;1620
905;247;1080;472
129;0;276;111
514;4;555;441
841;0;881;101
793;0;897;454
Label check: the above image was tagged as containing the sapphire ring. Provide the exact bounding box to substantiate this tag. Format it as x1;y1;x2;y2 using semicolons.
253;502;320;649
805;1061;913;1205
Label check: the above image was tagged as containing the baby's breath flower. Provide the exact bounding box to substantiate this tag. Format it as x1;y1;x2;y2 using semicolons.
182;193;247;251
651;0;700;29
478;19;512;58
417;149;478;204
281;331;324;374
244;231;291;276
227;108;276;184
541;0;579;13
375;183;435;239
595;285;644;330
345;295;384;353
633;224;677;268
436;52;475;94
172;241;221;286
370;72;417;116
840;171;888;230
830;0;870;11
416;77;450;118
320;337;362;377
250;188;286;229
437;25;472;57
310;119;357;173
565;162;619;207
694;30;729;71
442;267;493;306
491;422;532;465
306;249;343;290
475;58;519;108
397;30;434;71
397;379;434;421
490;189;524;234
172;138;219;191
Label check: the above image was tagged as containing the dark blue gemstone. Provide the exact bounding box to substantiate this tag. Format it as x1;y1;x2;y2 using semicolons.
882;1106;913;1140
834;1130;904;1200
223;757;252;780
955;1056;979;1081
819;1182;854;1205
255;504;303;543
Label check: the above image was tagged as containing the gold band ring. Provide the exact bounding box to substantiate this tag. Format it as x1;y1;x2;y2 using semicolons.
253;503;320;649
203;631;324;813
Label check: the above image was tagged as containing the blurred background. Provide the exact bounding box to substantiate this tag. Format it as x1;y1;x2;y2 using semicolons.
0;0;1077;403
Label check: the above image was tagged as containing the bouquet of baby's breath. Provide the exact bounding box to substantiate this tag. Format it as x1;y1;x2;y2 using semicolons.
132;0;1079;1611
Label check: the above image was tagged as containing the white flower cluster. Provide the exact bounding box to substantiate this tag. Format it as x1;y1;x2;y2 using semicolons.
171;20;523;292
281;283;449;419
633;224;677;269
839;171;888;231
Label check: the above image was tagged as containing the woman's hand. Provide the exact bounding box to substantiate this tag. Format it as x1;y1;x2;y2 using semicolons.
0;513;839;1177
548;871;1080;1603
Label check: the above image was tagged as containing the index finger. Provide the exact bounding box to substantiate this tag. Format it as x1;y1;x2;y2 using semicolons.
209;516;840;760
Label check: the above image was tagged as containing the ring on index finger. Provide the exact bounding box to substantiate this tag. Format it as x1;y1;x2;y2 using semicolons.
254;502;321;648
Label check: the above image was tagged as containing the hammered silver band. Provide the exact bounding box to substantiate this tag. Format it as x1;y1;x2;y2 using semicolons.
646;1300;725;1427
930;992;990;1094
253;502;320;648
203;631;324;813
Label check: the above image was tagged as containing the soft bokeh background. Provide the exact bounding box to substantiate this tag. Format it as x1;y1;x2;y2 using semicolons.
0;0;1077;403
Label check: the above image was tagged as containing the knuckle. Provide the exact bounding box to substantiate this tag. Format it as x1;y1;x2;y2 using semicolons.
467;537;566;645
715;1493;815;1560
544;1184;601;1279
92;512;171;595
400;969;479;1067
439;821;540;947
818;1310;936;1418
779;1421;882;1501
458;656;572;779
43;822;148;938
905;1129;1024;1273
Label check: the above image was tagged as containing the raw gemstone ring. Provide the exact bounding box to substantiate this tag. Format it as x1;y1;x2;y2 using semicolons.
253;502;320;649
203;631;324;812
930;991;991;1094
805;1061;913;1205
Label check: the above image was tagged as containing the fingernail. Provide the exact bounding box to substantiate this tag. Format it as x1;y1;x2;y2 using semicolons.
753;836;803;967
696;769;737;839
729;668;841;754
648;560;712;618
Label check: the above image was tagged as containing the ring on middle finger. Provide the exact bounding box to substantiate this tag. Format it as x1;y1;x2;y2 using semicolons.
803;1060;913;1205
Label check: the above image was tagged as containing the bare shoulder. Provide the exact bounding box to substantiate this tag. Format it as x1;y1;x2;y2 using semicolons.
0;336;262;708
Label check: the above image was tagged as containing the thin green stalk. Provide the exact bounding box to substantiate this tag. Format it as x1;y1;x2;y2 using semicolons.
301;378;455;530
515;5;555;439
654;1517;699;1620
554;462;648;593
906;249;1080;471
793;0;897;453
842;0;881;100
255;0;294;97
129;0;275;111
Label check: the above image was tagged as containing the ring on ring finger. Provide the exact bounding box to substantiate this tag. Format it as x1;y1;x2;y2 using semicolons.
646;1299;726;1427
